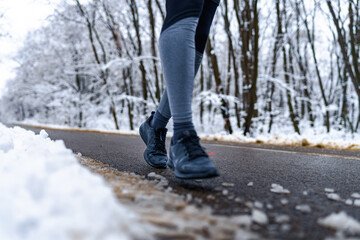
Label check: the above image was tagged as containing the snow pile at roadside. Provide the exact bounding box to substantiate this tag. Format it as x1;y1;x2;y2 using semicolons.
0;124;152;240
200;127;360;151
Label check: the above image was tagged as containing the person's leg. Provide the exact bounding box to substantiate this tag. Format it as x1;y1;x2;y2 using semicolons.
151;0;220;134
158;0;203;141
151;51;203;130
158;0;220;179
139;0;205;169
140;0;221;174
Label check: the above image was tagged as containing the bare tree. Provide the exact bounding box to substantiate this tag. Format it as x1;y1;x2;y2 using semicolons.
206;38;233;134
147;0;161;102
281;0;301;134
102;0;135;129
4;0;360;137
75;0;120;129
222;0;241;129
301;0;330;132
127;0;150;114
327;0;360;131
293;0;314;126
234;0;259;135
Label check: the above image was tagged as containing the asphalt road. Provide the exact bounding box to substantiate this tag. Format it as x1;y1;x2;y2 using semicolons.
14;125;360;239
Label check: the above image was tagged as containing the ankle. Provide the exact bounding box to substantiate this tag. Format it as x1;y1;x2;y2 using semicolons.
150;111;169;130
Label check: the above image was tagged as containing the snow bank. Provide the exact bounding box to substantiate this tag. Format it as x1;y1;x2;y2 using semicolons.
199;127;360;151
0;124;151;240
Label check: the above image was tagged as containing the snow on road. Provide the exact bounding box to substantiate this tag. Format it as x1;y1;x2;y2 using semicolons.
318;212;360;234
0;124;152;240
77;155;261;240
270;183;290;194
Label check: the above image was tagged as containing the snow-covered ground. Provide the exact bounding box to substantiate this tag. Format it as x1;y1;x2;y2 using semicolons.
200;127;360;151
0;123;152;240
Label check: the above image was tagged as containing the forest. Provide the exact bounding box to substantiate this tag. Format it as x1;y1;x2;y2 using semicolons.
1;0;359;137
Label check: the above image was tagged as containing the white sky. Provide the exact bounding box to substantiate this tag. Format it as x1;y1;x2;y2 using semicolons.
0;0;58;97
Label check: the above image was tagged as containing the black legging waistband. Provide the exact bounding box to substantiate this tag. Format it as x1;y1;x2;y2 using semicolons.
161;0;220;34
161;0;220;53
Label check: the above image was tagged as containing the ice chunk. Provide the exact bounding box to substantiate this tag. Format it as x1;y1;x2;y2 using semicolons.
281;199;289;205
147;172;168;187
254;201;263;209
39;129;49;139
295;204;311;213
327;193;341;201
186;193;192;202
247;182;253;187
252;209;268;225
275;214;290;223
271;183;290;194
222;182;235;187
303;191;308;196
354;199;360;207
235;197;242;203
318;212;360;234
232;215;252;227
207;194;215;200
345;199;353;205
351;193;360;199
325;188;335;193
281;224;291;232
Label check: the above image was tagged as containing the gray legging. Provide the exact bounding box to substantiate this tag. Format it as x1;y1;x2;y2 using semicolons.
156;0;219;124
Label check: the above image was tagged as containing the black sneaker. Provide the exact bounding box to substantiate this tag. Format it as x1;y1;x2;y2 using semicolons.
168;130;220;179
139;112;168;168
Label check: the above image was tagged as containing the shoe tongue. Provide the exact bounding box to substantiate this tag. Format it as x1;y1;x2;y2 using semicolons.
182;130;196;136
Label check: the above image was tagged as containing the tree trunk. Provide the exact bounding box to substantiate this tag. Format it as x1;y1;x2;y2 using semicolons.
302;0;330;132
223;0;241;128
148;0;161;102
234;0;259;135
206;38;233;134
128;0;148;114
282;0;300;134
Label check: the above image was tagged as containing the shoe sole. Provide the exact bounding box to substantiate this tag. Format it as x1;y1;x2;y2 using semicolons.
139;124;167;169
167;156;220;180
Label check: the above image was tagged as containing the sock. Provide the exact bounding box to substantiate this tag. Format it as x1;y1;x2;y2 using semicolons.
150;111;169;130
